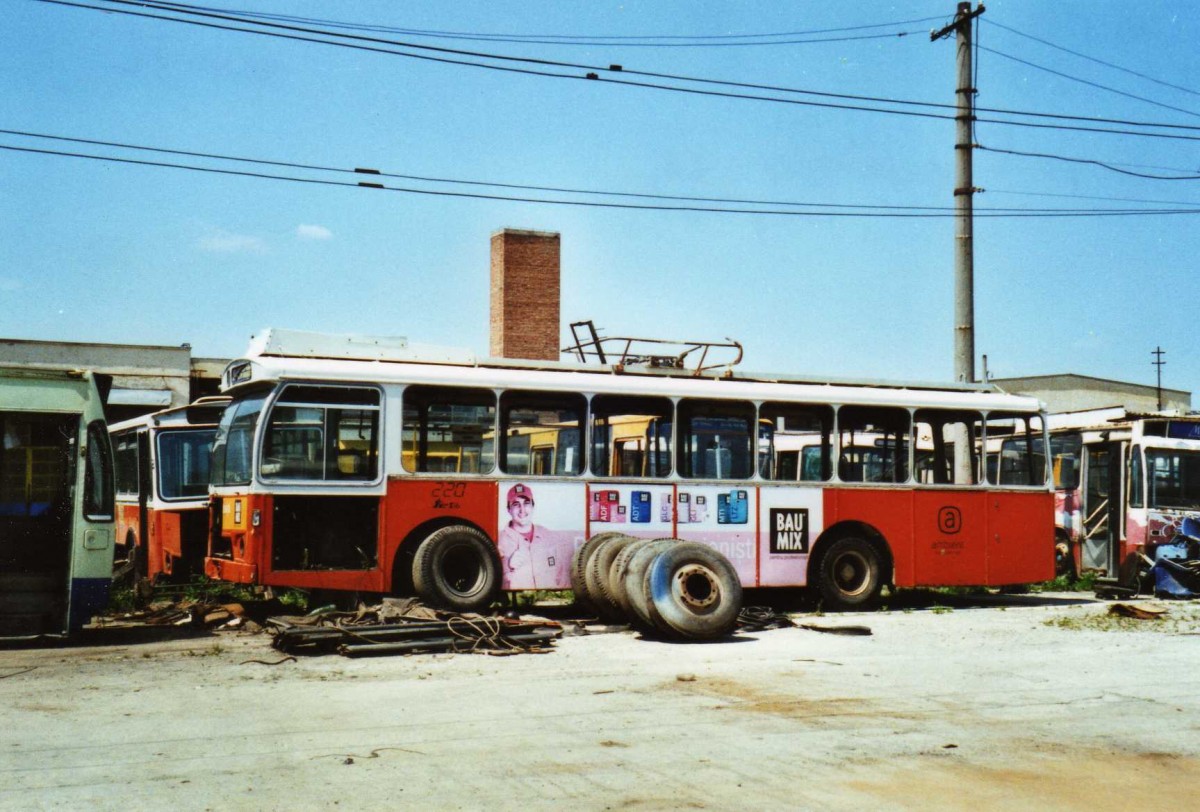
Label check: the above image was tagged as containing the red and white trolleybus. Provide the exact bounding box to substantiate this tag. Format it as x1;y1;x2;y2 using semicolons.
110;398;227;582
1036;407;1200;590
205;329;1055;610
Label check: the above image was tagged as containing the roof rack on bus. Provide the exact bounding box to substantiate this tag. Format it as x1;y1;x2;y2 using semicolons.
564;320;744;377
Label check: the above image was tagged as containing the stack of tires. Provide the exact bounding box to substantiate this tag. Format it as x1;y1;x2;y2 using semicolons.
570;533;742;641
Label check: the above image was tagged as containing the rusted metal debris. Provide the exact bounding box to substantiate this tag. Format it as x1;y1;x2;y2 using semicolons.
1108;603;1168;620
269;599;562;657
108;597;285;631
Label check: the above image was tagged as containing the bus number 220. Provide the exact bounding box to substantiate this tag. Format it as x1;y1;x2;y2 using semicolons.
431;482;467;500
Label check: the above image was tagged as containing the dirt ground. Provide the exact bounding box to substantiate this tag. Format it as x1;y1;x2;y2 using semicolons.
2;591;1198;811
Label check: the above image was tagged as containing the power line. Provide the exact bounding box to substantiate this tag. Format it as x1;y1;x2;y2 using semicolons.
987;189;1200;207
978;144;1200;180
979;45;1200;120
122;1;1200;135
0;127;956;211
76;0;963;115
11;126;1200;211
39;0;1200;142
6;138;1200;218
144;3;946;44
982;17;1200;100
32;0;955;123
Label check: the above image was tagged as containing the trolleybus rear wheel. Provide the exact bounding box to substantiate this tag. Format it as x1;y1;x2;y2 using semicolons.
816;536;883;611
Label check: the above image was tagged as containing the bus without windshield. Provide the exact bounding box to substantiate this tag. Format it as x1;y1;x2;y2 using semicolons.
205;330;1054;610
0;366;114;639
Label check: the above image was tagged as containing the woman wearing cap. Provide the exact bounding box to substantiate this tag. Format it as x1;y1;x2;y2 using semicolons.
497;484;569;589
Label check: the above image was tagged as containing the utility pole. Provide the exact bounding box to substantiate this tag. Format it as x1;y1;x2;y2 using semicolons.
1153;346;1166;410
932;2;985;384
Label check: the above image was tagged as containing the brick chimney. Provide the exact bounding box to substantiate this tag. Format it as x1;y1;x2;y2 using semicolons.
489;228;561;360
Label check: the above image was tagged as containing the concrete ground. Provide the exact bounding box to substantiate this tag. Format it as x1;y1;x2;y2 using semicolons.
1;591;1198;811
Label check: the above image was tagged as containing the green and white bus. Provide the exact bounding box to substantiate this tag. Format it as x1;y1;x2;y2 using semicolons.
0;366;115;639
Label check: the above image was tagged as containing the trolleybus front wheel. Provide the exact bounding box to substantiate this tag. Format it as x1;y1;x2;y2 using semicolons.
412;525;500;613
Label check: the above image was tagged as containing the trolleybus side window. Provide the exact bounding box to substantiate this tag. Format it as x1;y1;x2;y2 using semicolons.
677;399;755;480
760;402;833;481
912;409;983;486
589;395;673;478
1050;433;1082;490
113;430;139;496
84;420;114;521
838;406;910;483
499;391;585;476
261;384;380;482
401;385;496;474
990;412;1048;487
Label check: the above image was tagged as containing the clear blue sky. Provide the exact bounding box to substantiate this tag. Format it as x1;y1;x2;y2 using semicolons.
3;1;1198;402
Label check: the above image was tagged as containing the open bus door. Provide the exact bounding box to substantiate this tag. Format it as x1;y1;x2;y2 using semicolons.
1083;441;1126;587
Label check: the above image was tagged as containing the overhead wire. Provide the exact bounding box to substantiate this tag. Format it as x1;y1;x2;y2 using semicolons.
978;45;1200;120
5;134;1200;217
11;126;1200;211
23;0;1200;203
971;17;1200;183
0;127;960;210
36;0;1200;142
977;145;1200;180
986;189;1200;207
981;17;1200;100
121;0;1200;134
31;0;957;124
139;3;946;45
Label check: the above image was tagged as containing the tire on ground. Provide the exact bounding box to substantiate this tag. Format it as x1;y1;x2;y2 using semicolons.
642;542;742;640
815;535;883;611
570;531;627;614
586;534;637;621
412;525;500;613
624;538;681;633
607;538;652;619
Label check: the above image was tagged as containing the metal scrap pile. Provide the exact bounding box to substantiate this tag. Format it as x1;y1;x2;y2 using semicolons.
104;597;286;632
1150;517;1200;599
268;598;562;658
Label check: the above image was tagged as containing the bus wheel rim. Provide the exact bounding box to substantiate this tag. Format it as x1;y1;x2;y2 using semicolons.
831;551;870;596
672;563;720;610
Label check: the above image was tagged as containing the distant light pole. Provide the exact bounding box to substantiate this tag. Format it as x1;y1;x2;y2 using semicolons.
1153;346;1166;410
